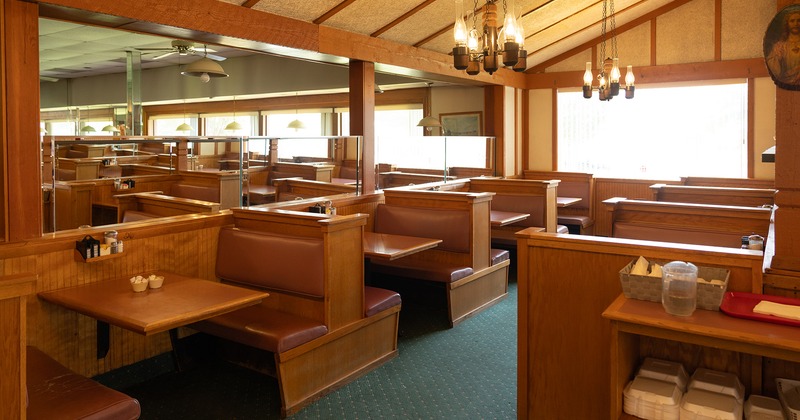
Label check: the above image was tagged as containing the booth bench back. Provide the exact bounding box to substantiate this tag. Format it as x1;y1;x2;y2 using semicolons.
374;204;470;253
216;227;324;298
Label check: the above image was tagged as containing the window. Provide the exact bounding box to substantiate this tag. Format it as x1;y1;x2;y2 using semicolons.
151;116;199;136
204;113;257;136
557;81;748;179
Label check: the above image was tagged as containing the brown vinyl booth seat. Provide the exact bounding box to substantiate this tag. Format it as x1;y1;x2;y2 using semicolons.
367;193;510;327
27;346;141;420
190;210;401;417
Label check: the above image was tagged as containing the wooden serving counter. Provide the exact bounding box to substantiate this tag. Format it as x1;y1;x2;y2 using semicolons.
603;294;800;419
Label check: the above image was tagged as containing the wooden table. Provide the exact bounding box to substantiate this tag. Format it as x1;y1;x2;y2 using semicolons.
557;196;582;207
490;210;530;227
39;271;268;359
363;231;442;261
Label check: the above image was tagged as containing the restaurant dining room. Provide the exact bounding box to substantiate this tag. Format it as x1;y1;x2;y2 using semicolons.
2;0;800;419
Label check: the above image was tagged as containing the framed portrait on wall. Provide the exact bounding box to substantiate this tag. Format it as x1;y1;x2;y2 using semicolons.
764;4;800;90
440;112;482;136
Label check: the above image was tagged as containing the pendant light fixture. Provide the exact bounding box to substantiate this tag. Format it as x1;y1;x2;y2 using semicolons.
101;125;120;134
417;83;441;134
287;92;305;131
453;0;527;76
181;45;228;83
79;125;96;134
582;0;635;100
225;96;242;131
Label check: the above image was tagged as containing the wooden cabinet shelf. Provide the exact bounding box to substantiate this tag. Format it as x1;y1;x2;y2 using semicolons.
603;294;800;419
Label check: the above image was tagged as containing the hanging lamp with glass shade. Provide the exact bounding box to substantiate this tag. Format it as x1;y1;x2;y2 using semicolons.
80;125;96;133
287;92;305;130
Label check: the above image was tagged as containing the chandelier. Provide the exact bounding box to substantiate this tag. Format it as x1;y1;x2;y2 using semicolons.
582;0;634;100
453;0;526;76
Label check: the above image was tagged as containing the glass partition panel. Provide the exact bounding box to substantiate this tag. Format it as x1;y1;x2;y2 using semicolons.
45;135;246;232
246;136;361;205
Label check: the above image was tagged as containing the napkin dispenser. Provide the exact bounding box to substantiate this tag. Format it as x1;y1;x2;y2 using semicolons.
75;235;101;259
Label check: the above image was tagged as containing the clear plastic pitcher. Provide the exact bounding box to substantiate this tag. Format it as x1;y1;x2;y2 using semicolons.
661;261;698;316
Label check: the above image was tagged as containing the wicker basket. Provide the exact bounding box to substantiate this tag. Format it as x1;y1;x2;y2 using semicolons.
619;258;730;311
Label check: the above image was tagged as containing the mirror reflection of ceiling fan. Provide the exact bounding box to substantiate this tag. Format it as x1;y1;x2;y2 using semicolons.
134;40;226;61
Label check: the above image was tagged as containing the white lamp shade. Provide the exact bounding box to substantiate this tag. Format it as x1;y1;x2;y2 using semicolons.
80;125;96;133
101;125;120;133
417;115;442;128
181;57;228;80
287;119;305;130
225;121;243;131
175;123;193;132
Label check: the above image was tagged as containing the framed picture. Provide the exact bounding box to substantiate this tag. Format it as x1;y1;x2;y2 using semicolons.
764;4;800;90
440;112;482;136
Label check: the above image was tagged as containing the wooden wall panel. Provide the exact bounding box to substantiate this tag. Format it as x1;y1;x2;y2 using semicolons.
592;178;679;236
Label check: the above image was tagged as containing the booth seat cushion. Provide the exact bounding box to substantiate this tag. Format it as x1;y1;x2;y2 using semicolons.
27;346;141;420
192;306;328;353
364;286;402;317
216;227;324;298
374;204;470;253
370;258;473;283
490;249;510;266
558;215;594;228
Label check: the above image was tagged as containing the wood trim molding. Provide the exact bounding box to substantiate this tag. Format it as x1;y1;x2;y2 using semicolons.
526;58;769;90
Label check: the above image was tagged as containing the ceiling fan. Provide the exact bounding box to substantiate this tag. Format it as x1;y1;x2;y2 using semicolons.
134;40;226;61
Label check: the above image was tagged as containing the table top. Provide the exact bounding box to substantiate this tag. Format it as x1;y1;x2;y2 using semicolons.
490;210;530;227
557;197;582;207
363;232;442;261
38;271;268;336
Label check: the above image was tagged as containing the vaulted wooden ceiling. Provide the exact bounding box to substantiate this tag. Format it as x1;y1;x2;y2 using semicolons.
226;0;684;71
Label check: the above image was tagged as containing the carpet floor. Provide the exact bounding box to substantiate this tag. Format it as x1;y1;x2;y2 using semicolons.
96;267;518;419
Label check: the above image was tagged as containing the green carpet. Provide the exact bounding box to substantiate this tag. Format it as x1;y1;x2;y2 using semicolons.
96;269;518;419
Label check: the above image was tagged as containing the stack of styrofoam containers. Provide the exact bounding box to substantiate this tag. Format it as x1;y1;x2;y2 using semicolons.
623;358;687;419
743;395;783;420
777;378;800;420
680;368;744;420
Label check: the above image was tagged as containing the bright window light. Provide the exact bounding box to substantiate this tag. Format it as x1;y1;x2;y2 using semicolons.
557;81;748;179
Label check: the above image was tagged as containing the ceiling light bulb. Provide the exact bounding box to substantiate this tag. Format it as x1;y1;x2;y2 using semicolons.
583;62;593;86
200;72;210;83
625;65;635;86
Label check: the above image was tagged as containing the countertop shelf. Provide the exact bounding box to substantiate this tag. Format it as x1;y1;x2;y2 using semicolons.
74;249;124;263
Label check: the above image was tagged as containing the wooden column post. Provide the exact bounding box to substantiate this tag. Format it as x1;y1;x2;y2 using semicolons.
348;60;375;194
772;0;800;272
3;0;41;240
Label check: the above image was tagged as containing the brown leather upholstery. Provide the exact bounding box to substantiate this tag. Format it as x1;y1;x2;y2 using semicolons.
26;346;141;420
490;249;510;266
491;194;547;227
169;183;219;202
192;305;327;353
374;204;470;253
364;286;401;317
370;258;473;283
216;227;324;298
